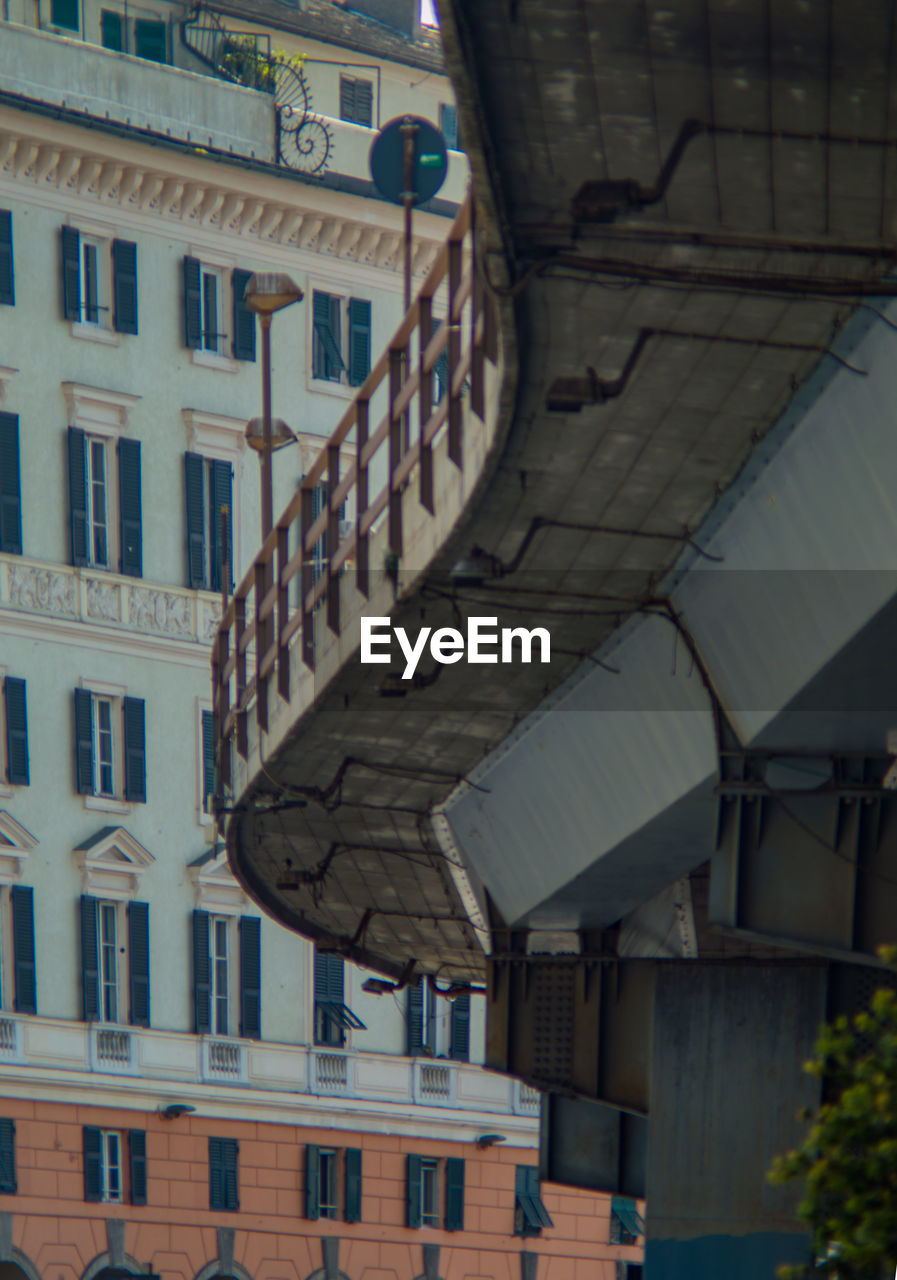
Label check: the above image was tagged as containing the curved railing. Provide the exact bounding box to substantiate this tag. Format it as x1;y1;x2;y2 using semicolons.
212;195;498;794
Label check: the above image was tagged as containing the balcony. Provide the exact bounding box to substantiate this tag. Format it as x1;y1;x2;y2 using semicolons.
0;1012;540;1126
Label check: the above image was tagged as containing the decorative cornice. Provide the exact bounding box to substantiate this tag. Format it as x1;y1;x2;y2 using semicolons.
0;811;37;884
0;120;442;277
74;825;155;898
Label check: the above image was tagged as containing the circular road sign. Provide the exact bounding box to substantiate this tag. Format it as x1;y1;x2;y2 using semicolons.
369;115;448;207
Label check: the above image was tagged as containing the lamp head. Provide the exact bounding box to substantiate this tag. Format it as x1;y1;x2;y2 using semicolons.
476;1133;507;1149
159;1103;196;1120
245;417;297;453
243;272;304;316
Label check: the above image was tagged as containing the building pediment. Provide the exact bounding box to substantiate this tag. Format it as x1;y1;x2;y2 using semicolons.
0;811;37;883
188;844;248;913
74;826;155;898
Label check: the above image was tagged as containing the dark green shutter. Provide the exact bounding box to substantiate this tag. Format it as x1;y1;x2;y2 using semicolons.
348;298;371;387
83;1126;102;1201
101;9;123;50
239;915;261;1039
51;0;79;28
209;1137;224;1209
345;1147;362;1223
0;1119;16;1194
193;909;211;1034
135;18;167;62
0;413;22;555
201;710;215;811
231;268;256;361
129;1129;147;1204
183;257;202;349
210;1137;239;1210
184;452;206;588
123;696;146;802
407;979;424;1056
406;1153;422;1228
209;460;233;593
118;437;142;577
4;677;28;786
112;239;138;334
313;291;344;378
305;1143;320;1220
128;901;150;1027
74;687;93;795
61;226;81;320
339;77;355;121
434;321;448;403
449;991;470;1061
10;885;35;1015
80;894;99;1022
445;1157;465;1230
67;427;89;567
0;211;13;306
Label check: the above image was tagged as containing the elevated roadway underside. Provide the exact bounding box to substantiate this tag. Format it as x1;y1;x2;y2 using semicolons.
228;0;897;982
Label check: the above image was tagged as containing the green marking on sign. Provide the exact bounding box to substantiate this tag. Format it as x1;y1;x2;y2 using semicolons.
419;154;442;167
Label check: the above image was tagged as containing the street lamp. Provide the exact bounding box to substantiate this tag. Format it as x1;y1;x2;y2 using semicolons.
242;272;303;539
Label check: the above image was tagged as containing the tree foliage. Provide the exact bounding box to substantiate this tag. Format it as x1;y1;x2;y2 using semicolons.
769;947;897;1280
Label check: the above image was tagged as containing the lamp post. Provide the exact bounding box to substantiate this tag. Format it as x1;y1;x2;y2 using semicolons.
242;272;303;539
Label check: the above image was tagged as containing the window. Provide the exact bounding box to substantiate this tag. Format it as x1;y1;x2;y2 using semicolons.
61;229;137;335
134;17;167;62
50;0;79;29
100;9;123;49
514;1166;553;1236
83;1127;146;1204
80;895;150;1026
2;676;29;787
312;291;371;387
406;976;436;1056
0;1119;16;1194
209;1136;238;1210
610;1195;644;1245
184;453;234;591
74;689;146;803
339;75;373;126
192;910;261;1039
0;414;21;557
0;211;13;306
183;260;255;362
449;990;470;1061
0;884;37;1016
305;1145;362;1222
439;102;460;151
314;949;365;1046
68;428;142;577
201;709;215;816
407;1154;464;1230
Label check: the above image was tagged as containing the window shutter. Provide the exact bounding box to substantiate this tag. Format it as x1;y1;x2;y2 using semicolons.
209;460;233;594
183;257;202;349
344;1146;362;1223
440;103;459;151
10;885;35;1015
305;1143;320;1220
210;1137;238;1210
339;76;355;121
225;1138;239;1210
51;0;78;28
201;710;215;812
348;298;371;387
112;239;138;334
184;452;206;589
0;413;22;555
192;909;211;1034
61;226;81;320
406;1153;422;1228
101;10;123;50
239;915;261;1039
83;1126;103;1202
80;894;99;1022
0;210;13;306
355;79;373;126
122;696;146;803
128;900;150;1027
434;321;448;403
0;1119;15;1194
231;268;256;361
129;1129;147;1204
67;427;89;567
135;18;167;62
74;687;93;794
118;436;142;578
449;991;470;1061
445;1157;465;1231
406;979;424;1056
209;1136;224;1209
4;677;28;786
313;291;344;378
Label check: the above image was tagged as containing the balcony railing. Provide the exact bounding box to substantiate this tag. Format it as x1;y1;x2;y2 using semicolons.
213;194;498;779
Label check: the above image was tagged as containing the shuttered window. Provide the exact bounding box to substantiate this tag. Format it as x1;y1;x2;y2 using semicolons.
128;900;150;1027
239;915;261;1039
0;211;14;306
445;1156;465;1231
3;677;28;786
10;886;35;1015
449;990;470;1061
73;689;145;802
314;950;365;1045
406;1153;422;1228
201;710;215;814
339;75;373;126
231;268;256;361
0;1119;16;1194
406;977;435;1056
123;695;146;802
80;895;100;1021
184;453;233;591
610;1196;644;1244
67;428;142;575
515;1166;553;1236
83;1127;126;1202
134;18;167;63
128;1129;147;1204
192;909;211;1034
305;1142;320;1220
118;437;142;577
51;0;79;29
0;414;22;555
101;10;123;50
345;1146;362;1222
209;1136;239;1210
111;240;138;334
183;257;202;349
312;292;344;381
83;1126;103;1201
348;298;371;387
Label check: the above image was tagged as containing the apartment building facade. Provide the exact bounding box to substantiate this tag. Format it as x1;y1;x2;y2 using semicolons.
0;2;642;1278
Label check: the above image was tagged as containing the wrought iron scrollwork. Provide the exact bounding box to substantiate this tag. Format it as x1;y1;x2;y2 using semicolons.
273;59;332;176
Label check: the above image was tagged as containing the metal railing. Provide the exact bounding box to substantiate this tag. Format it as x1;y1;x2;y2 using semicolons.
315;1052;348;1091
96;1028;131;1064
213;194;497;782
